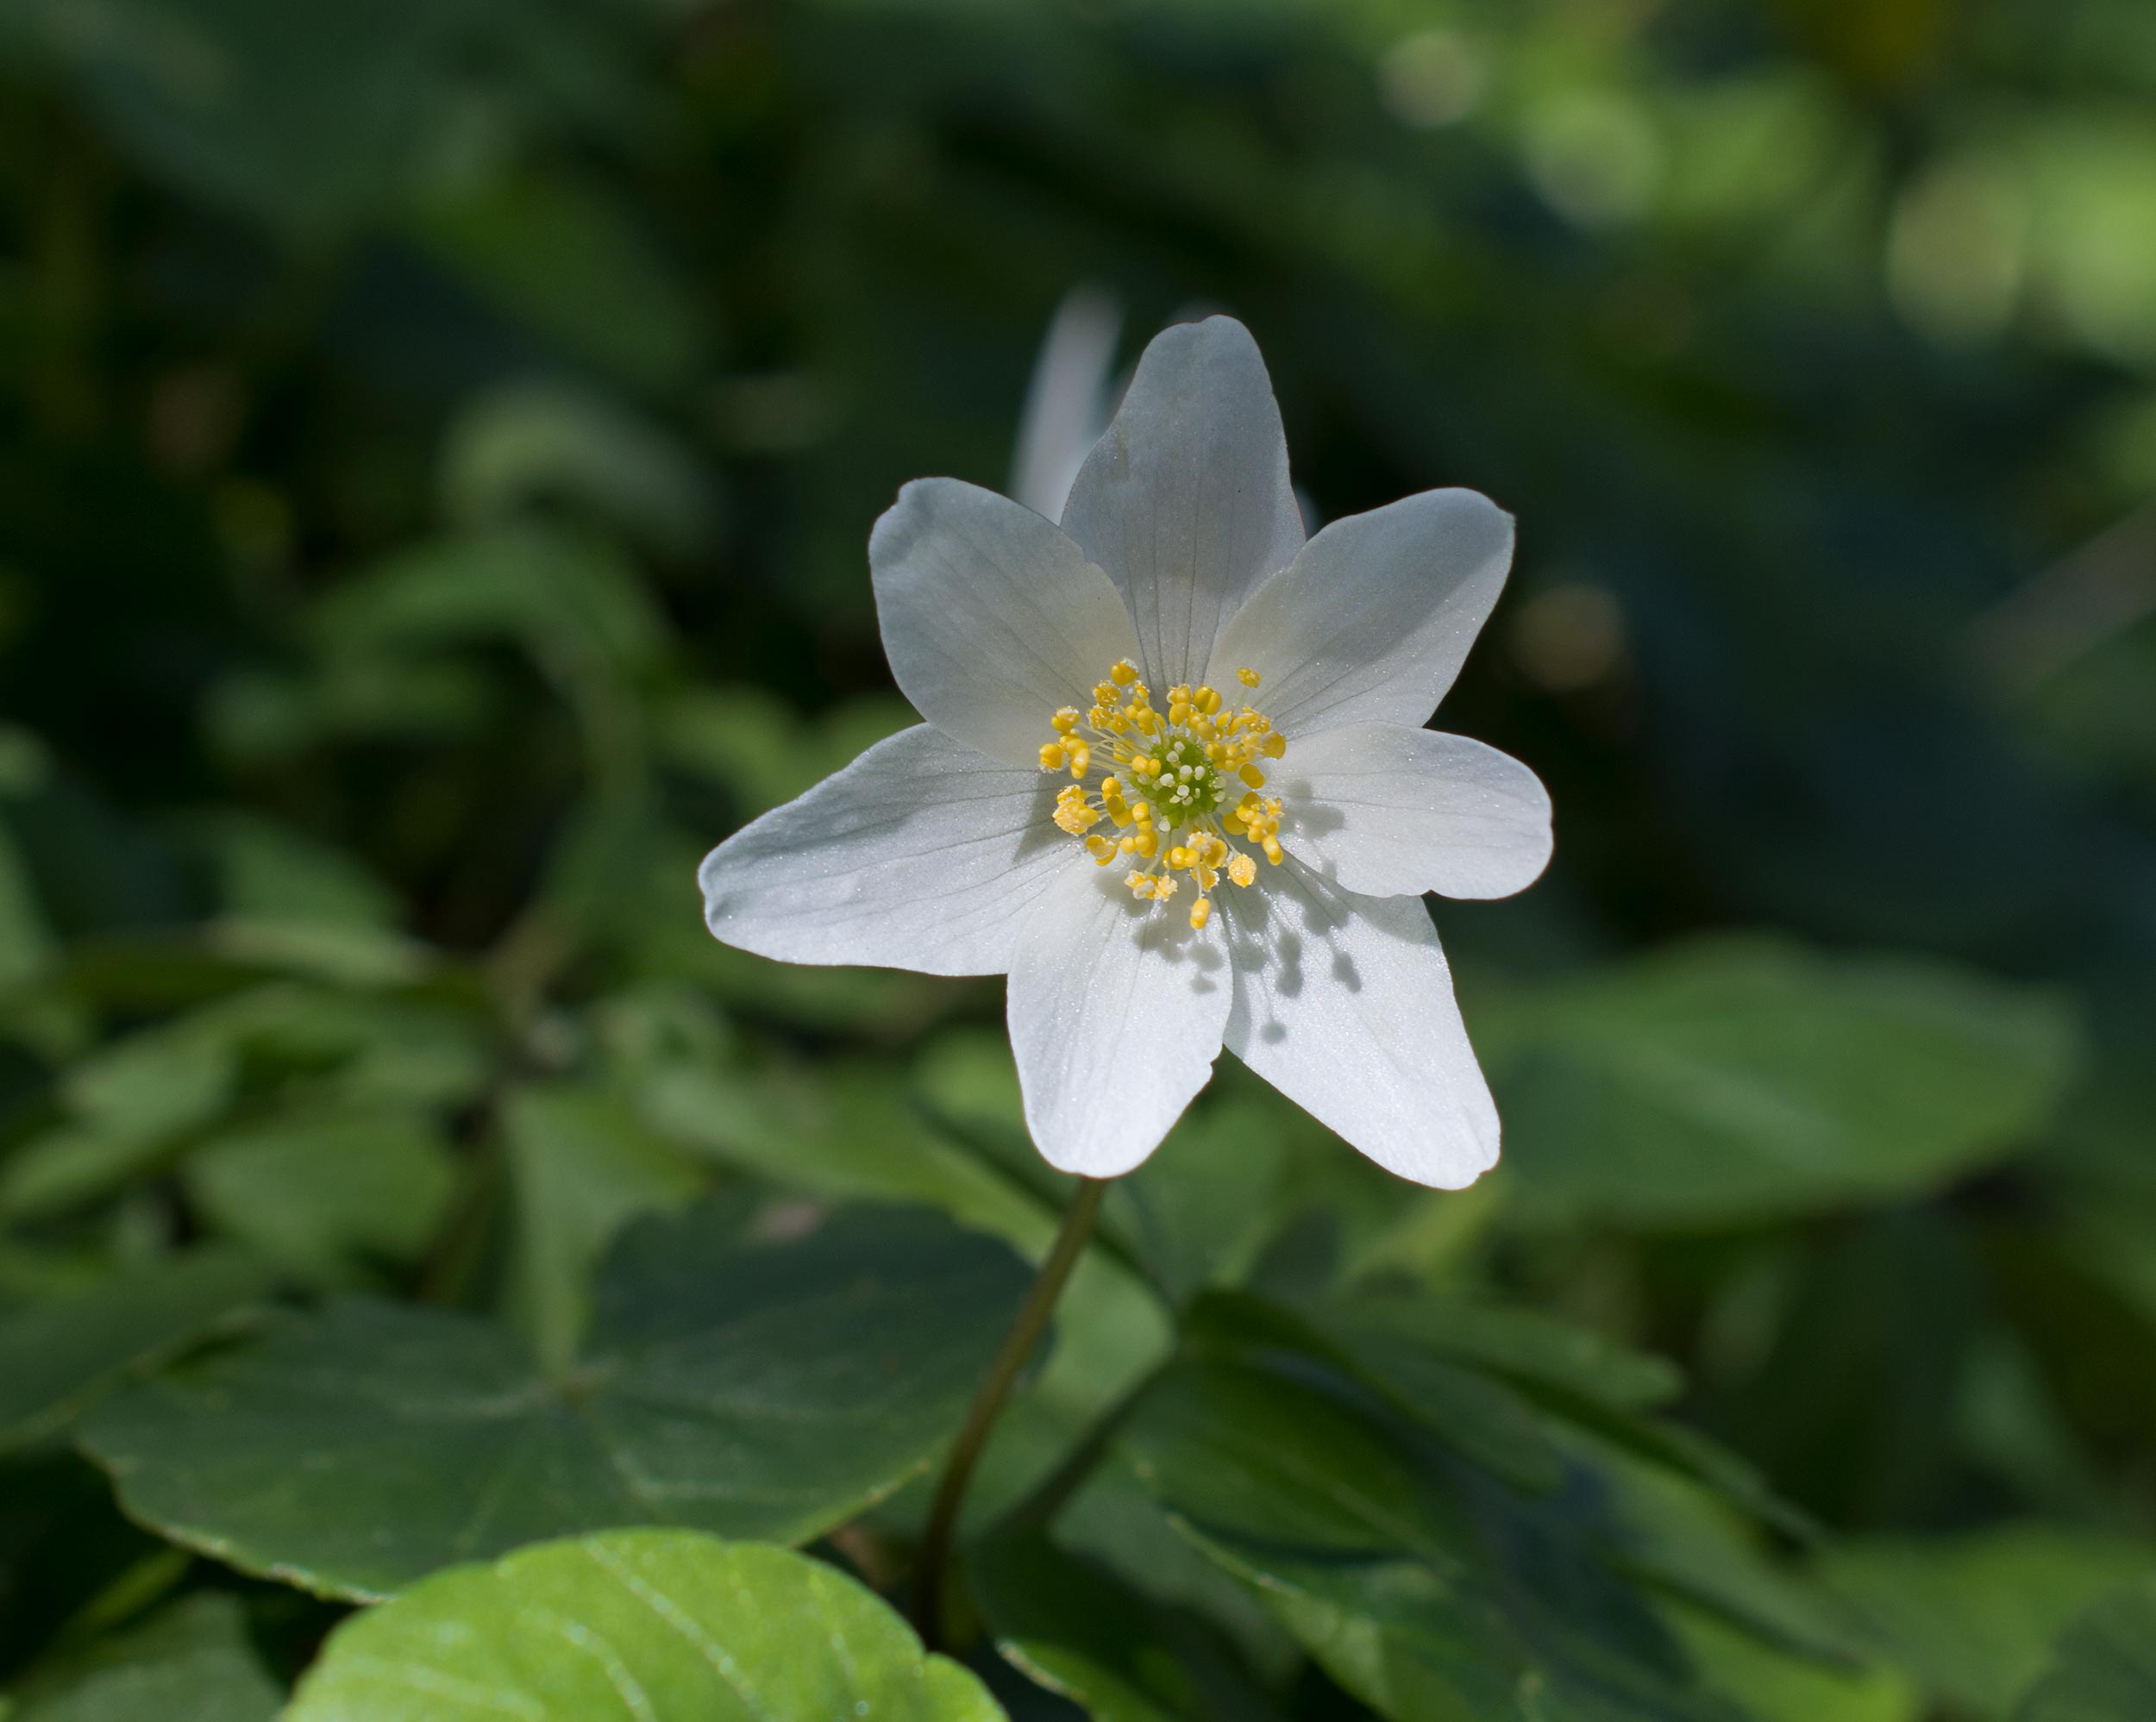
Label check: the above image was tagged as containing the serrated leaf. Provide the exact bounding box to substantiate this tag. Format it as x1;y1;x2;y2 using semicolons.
0;1249;271;1453
80;1202;1028;1599
285;1531;1004;1721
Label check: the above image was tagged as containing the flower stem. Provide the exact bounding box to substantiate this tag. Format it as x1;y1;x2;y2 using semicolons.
912;1175;1108;1650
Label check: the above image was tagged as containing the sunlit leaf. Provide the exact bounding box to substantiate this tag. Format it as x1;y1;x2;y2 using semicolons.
285;1531;1004;1721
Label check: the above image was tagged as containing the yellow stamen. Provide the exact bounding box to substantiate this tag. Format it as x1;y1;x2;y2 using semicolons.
1040;656;1292;931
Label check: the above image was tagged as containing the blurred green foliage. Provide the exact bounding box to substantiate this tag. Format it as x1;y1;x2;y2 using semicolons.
0;0;2153;1716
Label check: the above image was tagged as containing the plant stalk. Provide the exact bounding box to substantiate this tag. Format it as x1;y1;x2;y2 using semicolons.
912;1175;1108;1650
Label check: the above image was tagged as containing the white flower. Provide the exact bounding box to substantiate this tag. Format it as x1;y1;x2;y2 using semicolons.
699;316;1551;1187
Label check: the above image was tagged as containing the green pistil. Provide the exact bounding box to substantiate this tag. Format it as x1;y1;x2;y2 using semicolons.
1154;734;1227;817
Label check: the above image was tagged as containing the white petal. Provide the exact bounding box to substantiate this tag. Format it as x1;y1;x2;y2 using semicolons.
1210;488;1513;736
1223;864;1498;1188
1010;286;1122;520
699;725;1071;977
869;479;1139;768
1060;316;1305;692
1007;861;1231;1176
1274;722;1552;901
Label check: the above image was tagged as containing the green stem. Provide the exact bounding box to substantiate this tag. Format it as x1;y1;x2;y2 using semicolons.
912;1176;1109;1651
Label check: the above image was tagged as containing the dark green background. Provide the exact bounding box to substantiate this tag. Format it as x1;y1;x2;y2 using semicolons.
2;1;2154;1718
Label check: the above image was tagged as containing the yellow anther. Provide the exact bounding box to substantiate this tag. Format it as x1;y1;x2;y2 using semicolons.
1046;657;1293;917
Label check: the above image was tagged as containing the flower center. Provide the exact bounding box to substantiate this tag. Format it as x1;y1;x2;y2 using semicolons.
1037;659;1286;932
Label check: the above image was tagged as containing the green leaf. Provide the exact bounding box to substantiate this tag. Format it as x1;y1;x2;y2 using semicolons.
636;1054;1174;1525
310;527;668;687
0;816;57;989
285;1531;1004;1721
1116;1351;1744;1722
2015;1580;2156;1722
1308;1291;1802;1536
409;170;705;391
1326;1292;1683;1412
1821;1527;2156;1720
181;811;400;930
5;1593;281;1722
1487;937;2081;1228
441;378;718;559
658;687;917;817
1673;1606;1917;1722
503;1082;708;1375
0;1249;271;1453
36;0;474;229
80;1201;1030;1599
185;1109;459;1283
975;1531;1286;1722
1188;1292;1566;1496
